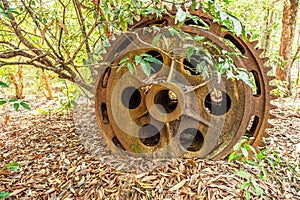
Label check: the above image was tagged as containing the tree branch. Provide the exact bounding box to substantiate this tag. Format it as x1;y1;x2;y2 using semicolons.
58;0;67;59
2;0;54;68
1;0;93;93
0;41;18;49
291;45;300;68
19;0;62;61
70;0;100;65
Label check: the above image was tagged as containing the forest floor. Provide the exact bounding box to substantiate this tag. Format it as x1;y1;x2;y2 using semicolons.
0;96;300;200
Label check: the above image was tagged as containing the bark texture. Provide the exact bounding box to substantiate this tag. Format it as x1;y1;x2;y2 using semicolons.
276;0;299;89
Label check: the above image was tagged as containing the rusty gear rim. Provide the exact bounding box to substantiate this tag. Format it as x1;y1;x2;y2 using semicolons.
94;7;275;159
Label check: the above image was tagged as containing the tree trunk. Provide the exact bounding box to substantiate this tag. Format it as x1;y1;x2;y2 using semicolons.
41;69;53;100
293;32;300;99
263;9;275;58
10;65;24;99
276;0;299;90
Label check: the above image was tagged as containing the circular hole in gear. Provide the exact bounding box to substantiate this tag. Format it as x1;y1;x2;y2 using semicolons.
154;90;178;113
180;128;204;152
121;87;142;109
139;124;160;147
204;90;231;116
147;50;163;74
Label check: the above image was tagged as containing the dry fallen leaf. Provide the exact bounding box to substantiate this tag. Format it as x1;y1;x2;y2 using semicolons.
0;97;299;199
169;180;187;192
136;180;156;189
141;175;157;182
296;143;300;153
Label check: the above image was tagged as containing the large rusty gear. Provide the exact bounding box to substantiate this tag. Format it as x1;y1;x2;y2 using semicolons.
94;6;276;159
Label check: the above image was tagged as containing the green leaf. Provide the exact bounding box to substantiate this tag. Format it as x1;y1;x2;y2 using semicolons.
20;101;31;110
240;137;249;145
5;162;20;171
119;56;130;65
244;143;257;154
236;170;250;179
222;19;232;26
233;142;241;151
257;149;267;159
186;47;194;62
226;70;234;79
0;11;11;19
141;60;151;77
120;20;128;31
152;34;161;46
194;36;205;41
140;53;150;57
261;148;269;154
0;81;9;88
238;71;251;85
8;8;19;15
162;34;169;50
245;190;251;200
219;11;228;21
251;178;263;196
246;160;258;166
261;166;268;179
0;192;10;199
231;17;243;36
144;56;163;65
8;98;18;102
214;2;222;12
132;0;137;7
71;100;77;106
243;143;251;151
82;58;90;65
241;147;249;159
228;152;236;162
202;55;214;66
135;55;142;65
175;7;187;23
0;100;7;106
117;61;127;72
196;62;205;72
127;62;134;74
241;181;250;190
233;153;242;161
192;17;210;29
14;103;19;111
67;101;71;108
267;158;275;172
168;27;176;37
273;151;281;164
178;21;185;29
242;28;247;41
168;27;182;39
192;0;197;10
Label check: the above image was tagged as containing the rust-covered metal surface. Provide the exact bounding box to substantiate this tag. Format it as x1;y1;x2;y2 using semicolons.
94;6;276;159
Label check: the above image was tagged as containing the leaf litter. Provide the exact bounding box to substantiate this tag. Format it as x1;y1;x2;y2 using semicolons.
0;96;299;199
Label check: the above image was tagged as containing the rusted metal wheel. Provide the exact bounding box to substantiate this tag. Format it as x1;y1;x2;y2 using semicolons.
94;7;276;159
